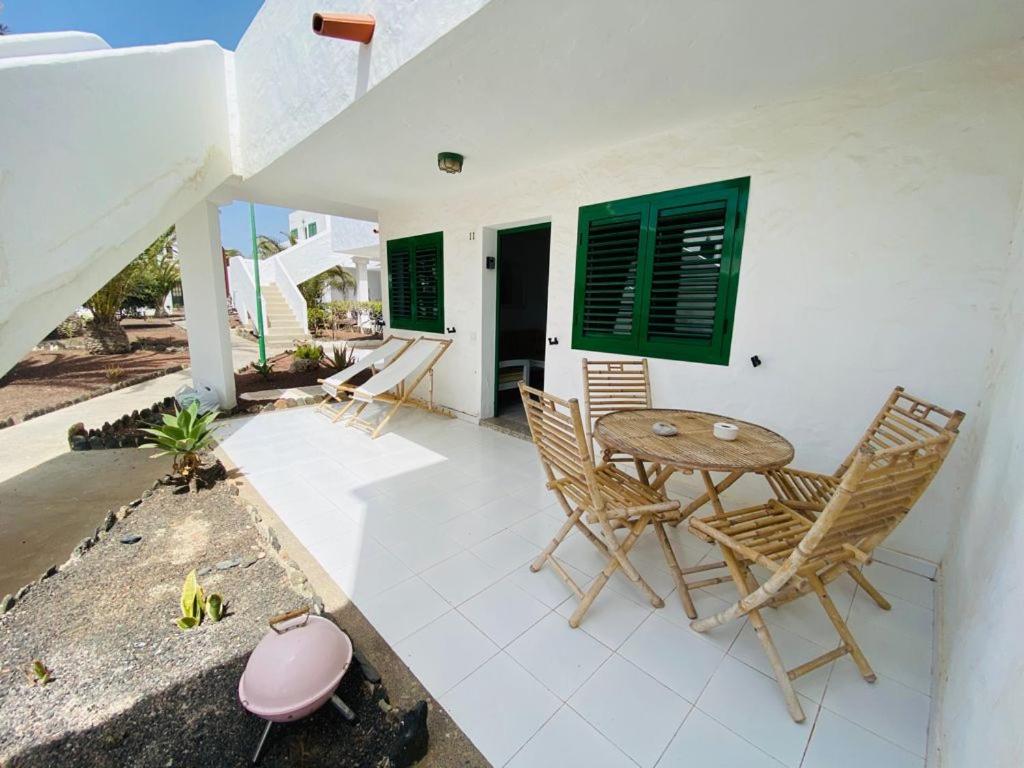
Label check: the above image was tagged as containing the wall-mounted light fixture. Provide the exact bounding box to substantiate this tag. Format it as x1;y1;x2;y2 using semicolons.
437;152;464;174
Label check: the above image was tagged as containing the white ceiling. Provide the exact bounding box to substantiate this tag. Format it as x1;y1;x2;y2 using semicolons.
234;0;1024;217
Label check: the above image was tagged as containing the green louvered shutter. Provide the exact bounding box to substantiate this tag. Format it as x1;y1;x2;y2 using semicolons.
387;232;444;333
571;200;650;354
572;178;748;365
413;234;443;329
639;184;744;364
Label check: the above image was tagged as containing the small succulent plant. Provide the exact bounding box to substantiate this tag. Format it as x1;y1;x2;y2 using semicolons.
176;570;226;629
177;569;204;630
140;401;218;487
27;660;53;686
251;360;273;380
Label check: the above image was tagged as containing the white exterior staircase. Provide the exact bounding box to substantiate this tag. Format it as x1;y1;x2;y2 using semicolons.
260;284;309;346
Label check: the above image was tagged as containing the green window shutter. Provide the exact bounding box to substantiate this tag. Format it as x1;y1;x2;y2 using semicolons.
386;232;444;333
307;221;317;236
571;200;650;355
573;178;748;365
289;228;298;241
387;241;413;325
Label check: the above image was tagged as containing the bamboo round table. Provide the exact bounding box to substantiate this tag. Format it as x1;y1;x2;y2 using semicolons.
593;409;794;619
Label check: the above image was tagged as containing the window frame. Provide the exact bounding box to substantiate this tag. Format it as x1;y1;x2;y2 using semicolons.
307;221;317;237
386;231;445;334
571;177;749;366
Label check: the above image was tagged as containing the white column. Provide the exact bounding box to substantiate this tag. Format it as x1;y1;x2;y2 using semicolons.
353;256;370;301
177;200;237;409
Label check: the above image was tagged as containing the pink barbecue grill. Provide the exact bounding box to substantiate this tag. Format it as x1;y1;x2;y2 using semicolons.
239;607;356;764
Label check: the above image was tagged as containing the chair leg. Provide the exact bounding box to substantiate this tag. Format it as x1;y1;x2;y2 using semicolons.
331;397;358;424
653;521;696;619
600;516;664;608
569;517;661;627
808;573;876;682
845;567;892;611
532;503;585;572
721;549;806;723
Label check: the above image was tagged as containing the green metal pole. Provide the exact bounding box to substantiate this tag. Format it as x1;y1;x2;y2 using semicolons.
249;202;267;365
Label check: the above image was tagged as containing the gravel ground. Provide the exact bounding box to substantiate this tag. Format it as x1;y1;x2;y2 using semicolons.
0;319;190;422
0;482;428;768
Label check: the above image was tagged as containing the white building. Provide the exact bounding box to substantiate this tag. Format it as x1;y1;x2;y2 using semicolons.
226;210;381;342
2;3;1024;764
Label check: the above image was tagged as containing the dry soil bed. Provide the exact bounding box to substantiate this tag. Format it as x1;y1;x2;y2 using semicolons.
0;481;481;768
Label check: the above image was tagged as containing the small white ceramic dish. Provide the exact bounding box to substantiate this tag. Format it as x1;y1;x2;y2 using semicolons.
652;421;678;437
713;422;739;441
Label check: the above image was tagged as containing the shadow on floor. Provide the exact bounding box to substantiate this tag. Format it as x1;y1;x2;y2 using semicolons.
0;448;173;595
8;650;397;768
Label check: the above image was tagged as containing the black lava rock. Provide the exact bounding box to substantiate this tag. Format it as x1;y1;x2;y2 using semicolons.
387;701;429;768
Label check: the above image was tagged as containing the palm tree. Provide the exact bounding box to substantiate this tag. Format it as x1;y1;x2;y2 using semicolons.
256;235;287;260
84;258;146;354
299;266;357;305
136;227;179;317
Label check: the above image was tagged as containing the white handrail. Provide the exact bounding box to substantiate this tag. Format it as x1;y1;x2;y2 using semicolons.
269;255;309;335
227;256;264;330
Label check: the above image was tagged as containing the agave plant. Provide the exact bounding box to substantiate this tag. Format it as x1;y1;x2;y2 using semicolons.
141;401;218;484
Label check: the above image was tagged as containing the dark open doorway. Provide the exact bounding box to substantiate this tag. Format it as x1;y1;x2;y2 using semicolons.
489;223;551;436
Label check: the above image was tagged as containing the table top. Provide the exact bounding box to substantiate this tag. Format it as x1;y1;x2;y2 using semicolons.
594;409;794;473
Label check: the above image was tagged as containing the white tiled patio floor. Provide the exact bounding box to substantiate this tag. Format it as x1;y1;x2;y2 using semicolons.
218;406;935;768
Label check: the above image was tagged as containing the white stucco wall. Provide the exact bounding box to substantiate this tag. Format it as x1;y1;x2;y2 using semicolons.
931;177;1024;766
232;0;491;178
0;41;235;375
0;31;109;59
378;45;1024;564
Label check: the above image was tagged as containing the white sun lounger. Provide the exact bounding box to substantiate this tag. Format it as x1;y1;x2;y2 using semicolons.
343;337;452;438
316;335;414;422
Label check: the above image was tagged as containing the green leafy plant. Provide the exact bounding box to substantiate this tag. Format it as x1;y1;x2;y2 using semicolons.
293;343;325;362
205;593;224;622
26;660;53;686
177;569;204;629
140;401;218;486
251;360;273;380
176;570;226;629
328;346;354;371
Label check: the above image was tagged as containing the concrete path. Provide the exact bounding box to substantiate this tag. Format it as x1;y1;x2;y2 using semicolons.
0;333;265;484
0;369;194;484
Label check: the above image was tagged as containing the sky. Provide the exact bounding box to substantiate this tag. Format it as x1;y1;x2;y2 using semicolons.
0;0;293;254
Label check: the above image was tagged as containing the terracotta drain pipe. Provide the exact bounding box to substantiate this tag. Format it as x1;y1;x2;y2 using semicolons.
312;12;375;44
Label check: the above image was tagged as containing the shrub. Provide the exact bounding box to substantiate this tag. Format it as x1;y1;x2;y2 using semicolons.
293;343;325;362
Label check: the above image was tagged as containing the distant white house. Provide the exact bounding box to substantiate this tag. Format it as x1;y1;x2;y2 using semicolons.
225;211;381;342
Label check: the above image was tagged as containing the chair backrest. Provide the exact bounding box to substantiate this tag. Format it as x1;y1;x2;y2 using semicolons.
836;387;965;478
802;436;953;567
519;383;602;511
354;337;451;398
581;358;652;456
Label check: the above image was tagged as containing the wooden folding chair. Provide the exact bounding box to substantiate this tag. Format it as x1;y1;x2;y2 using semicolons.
343;337;452;438
760;387;964;607
316;335;415;422
690;435;954;722
581;358;664;482
519;383;686;627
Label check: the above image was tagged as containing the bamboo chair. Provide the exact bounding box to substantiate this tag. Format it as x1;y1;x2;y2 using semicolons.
690;436;953;722
519;383;686;627
581;358;664;482
342;337;452;439
316;335;415;422
760;387;964;608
